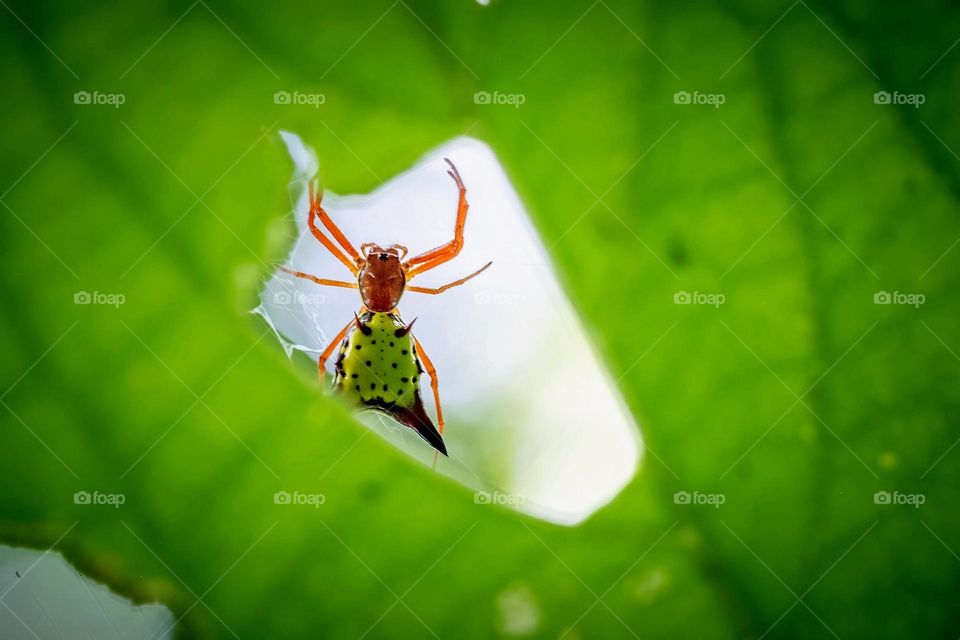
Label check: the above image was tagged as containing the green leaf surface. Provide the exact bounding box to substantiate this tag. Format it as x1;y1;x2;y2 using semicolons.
1;0;958;638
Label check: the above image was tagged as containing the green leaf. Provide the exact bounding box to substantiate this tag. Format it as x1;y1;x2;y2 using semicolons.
1;0;958;638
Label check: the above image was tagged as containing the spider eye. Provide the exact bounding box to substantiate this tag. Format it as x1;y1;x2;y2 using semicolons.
378;253;389;262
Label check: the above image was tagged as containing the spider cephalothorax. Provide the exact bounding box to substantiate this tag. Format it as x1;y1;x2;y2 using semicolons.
357;244;407;312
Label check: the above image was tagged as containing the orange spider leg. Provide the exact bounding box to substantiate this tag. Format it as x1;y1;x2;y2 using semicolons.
278;266;356;290
406;261;492;295
412;336;444;434
305;180;362;275
317;316;355;379
406;158;469;277
312;182;363;265
407;253;462;279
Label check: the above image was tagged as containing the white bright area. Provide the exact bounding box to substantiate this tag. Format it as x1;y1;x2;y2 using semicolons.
257;132;641;525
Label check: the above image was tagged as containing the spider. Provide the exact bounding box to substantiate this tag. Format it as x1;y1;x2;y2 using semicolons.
279;158;491;456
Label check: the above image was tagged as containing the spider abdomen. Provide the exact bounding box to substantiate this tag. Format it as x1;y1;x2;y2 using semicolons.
333;312;445;454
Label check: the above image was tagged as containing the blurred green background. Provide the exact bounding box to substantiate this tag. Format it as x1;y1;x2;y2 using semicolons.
1;0;959;637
